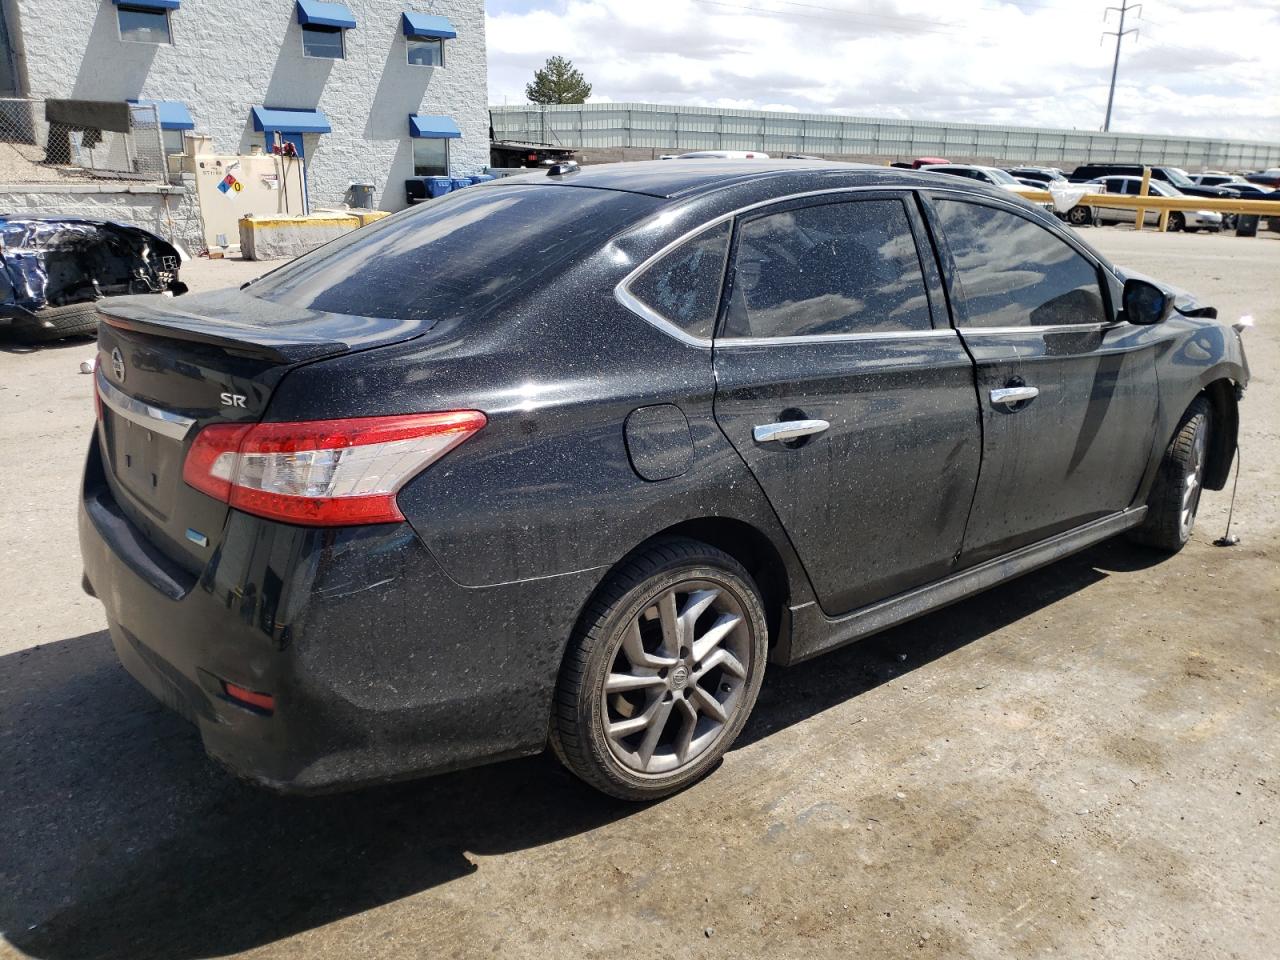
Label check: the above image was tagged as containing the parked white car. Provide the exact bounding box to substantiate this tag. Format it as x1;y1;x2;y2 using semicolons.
1087;176;1223;232
918;164;1052;210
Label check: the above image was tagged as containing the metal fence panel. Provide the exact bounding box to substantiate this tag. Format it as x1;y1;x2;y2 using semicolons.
0;97;168;184
491;103;1280;169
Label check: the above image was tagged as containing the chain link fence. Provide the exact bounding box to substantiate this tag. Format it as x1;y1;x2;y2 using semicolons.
0;97;169;185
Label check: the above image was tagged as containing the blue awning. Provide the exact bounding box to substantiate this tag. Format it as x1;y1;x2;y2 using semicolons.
296;0;356;29
251;107;332;135
402;12;456;39
409;115;461;139
113;0;180;9
129;99;194;130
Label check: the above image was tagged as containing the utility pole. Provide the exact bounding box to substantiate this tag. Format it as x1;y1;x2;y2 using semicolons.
1102;1;1140;131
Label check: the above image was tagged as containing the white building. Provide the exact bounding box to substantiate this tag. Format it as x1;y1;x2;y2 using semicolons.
0;0;488;214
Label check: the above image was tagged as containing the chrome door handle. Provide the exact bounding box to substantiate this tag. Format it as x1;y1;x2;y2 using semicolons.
753;419;830;443
990;386;1039;407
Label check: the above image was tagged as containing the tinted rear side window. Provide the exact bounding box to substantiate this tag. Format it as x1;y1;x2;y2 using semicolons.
935;199;1106;328
723;198;931;339
248;185;658;322
626;220;731;340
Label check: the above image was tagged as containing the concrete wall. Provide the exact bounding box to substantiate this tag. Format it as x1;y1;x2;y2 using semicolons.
0;180;203;250
9;0;488;211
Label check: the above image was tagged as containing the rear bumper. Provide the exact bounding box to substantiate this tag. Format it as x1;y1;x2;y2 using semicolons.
78;436;602;792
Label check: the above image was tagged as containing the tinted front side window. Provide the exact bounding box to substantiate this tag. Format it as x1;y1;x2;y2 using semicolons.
935;199;1106;328
627;221;730;340
723;199;931;339
250;185;658;322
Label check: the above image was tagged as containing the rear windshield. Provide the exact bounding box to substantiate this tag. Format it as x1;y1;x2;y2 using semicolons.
248;184;658;322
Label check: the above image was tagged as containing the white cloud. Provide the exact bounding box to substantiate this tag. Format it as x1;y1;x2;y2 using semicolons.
486;0;1280;141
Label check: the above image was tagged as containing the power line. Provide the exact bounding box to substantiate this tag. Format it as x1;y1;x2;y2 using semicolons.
1101;0;1140;131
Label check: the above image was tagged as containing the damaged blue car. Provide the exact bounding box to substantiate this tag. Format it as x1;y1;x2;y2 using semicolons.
0;217;186;342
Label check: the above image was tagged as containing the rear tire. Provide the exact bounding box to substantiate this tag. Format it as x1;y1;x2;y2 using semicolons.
551;538;768;801
25;304;100;342
1129;397;1212;552
1168;211;1186;233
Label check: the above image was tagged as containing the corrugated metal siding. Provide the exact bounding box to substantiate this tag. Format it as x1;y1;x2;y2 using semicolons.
490;103;1280;168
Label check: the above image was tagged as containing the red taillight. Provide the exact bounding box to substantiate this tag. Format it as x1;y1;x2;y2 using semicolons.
182;412;486;526
183;422;253;501
223;681;275;713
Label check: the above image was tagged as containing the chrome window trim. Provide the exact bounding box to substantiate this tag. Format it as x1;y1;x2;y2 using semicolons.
96;367;196;442
613;182;1119;349
955;321;1121;336
614;282;714;349
614;185;939;348
717;329;956;348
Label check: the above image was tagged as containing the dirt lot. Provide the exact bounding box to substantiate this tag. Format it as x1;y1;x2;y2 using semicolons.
1;229;1277;960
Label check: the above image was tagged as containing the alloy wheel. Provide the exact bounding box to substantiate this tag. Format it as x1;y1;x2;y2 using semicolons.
1180;420;1208;538
600;580;752;776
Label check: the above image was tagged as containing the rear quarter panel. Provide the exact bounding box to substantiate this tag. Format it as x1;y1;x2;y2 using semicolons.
264;239;814;605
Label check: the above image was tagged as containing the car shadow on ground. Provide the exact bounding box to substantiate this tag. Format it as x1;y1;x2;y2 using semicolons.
0;331;95;355
0;538;1165;960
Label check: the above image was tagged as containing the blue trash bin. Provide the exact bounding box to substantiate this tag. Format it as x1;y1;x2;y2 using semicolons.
468;174;495;185
425;176;453;199
450;177;472;191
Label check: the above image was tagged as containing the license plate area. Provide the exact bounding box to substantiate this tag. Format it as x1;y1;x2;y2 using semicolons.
105;409;182;520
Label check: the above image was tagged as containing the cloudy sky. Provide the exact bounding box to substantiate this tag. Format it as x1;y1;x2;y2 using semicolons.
486;0;1280;141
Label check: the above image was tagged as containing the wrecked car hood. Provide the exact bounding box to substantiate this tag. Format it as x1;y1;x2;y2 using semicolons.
0;217;185;315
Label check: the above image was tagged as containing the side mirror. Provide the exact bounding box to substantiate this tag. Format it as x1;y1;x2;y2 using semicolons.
1122;278;1171;326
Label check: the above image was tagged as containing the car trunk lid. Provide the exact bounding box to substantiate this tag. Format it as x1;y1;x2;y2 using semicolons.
93;289;425;573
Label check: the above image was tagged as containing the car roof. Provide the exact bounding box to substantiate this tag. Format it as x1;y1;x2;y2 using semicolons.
495;159;968;200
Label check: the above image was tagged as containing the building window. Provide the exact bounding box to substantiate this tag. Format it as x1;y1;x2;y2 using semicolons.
117;5;172;44
301;24;344;59
161;128;185;155
413;138;449;177
407;37;444;66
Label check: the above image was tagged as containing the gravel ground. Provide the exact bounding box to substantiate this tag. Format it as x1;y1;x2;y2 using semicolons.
0;230;1276;960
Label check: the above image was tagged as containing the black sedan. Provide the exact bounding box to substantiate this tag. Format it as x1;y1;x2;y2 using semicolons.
80;161;1249;800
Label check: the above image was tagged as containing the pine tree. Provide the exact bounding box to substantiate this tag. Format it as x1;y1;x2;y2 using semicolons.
525;56;592;105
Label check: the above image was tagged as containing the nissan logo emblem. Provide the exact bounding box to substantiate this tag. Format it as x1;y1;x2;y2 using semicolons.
110;347;125;383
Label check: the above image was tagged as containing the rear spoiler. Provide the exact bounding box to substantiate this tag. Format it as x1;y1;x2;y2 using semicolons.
97;289;423;365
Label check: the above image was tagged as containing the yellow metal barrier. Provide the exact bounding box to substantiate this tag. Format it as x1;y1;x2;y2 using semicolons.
1022;191;1280;217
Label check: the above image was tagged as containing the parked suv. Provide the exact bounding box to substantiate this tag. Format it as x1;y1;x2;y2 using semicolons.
80;161;1249;801
1069;164;1240;200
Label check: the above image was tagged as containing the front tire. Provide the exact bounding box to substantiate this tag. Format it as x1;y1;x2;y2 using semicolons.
551;538;768;801
1130;397;1212;552
1168;211;1186;233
